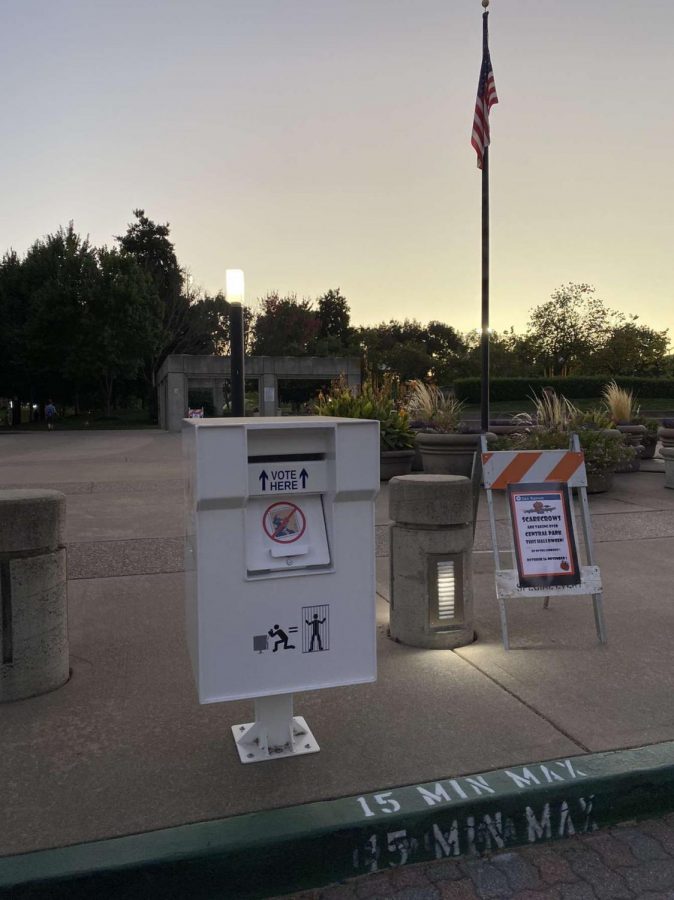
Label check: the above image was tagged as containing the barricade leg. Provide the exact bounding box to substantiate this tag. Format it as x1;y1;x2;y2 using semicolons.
498;597;510;651
592;593;607;644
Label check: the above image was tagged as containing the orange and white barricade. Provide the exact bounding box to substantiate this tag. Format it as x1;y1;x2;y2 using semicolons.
480;434;605;650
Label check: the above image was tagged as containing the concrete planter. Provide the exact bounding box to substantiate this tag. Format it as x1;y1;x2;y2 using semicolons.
415;431;495;478
488;424;529;436
658;427;674;450
616;424;646;473
641;430;658;460
379;449;414;482
586;468;614;494
0;490;69;702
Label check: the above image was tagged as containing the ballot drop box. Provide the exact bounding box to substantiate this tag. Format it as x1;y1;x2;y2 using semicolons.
183;416;379;762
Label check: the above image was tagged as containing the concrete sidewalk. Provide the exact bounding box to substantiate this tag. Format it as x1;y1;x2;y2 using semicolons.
1;431;674;897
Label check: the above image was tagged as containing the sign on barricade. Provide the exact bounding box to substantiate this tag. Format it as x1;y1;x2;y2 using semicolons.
507;482;581;588
480;434;606;650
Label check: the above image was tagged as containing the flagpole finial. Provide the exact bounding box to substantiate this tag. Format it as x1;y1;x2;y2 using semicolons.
482;0;490;8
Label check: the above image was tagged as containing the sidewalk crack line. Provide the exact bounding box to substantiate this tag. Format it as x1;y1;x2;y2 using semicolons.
457;651;591;754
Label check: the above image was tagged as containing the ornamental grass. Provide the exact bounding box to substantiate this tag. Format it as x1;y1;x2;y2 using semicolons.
601;380;639;424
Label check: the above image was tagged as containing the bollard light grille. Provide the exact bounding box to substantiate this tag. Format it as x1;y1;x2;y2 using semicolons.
436;561;456;620
428;553;464;630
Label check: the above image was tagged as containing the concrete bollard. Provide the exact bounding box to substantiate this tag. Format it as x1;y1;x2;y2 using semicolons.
389;474;474;649
0;490;69;702
663;448;674;489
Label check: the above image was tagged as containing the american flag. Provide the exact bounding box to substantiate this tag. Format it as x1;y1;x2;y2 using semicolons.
471;12;498;169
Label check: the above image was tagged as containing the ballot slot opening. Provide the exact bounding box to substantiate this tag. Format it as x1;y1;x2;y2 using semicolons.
247;453;326;463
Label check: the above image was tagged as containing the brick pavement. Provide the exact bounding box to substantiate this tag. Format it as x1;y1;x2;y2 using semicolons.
283;814;674;899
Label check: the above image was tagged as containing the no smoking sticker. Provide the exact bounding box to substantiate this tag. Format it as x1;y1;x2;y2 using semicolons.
263;501;306;544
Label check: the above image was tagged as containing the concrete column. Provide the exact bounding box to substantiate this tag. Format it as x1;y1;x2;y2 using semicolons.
211;382;220;417
0;490;69;702
158;377;166;430
167;372;187;432
346;370;360;393
389;474;474;649
260;373;277;416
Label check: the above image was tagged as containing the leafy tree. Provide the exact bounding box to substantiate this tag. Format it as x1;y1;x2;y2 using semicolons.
461;329;543;380
359;319;471;383
182;292;255;357
84;248;160;415
22;224;100;407
359;320;431;381
182;293;229;355
116;210;188;408
503;331;544;377
251;292;320;356
315;287;356;353
425;321;470;383
591;320;669;376
526;283;620;376
0;250;32;419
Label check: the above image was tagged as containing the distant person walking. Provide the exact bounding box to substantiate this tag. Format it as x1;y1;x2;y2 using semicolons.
45;400;56;431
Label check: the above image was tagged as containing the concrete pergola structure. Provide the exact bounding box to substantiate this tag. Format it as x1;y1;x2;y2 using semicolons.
157;354;361;432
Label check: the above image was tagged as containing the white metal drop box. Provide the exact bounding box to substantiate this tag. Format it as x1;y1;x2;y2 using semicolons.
182;416;380;704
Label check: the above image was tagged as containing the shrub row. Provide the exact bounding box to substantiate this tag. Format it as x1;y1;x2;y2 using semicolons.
453;376;674;404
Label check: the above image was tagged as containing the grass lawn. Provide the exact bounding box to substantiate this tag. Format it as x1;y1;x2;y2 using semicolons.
1;409;158;431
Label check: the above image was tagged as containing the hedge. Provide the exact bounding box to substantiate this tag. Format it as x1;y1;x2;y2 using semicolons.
453;376;674;404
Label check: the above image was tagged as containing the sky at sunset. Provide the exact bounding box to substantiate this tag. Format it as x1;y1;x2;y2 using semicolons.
1;0;672;339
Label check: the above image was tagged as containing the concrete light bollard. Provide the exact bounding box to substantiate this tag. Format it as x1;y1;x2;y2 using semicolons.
662;448;674;489
0;490;69;702
389;474;474;650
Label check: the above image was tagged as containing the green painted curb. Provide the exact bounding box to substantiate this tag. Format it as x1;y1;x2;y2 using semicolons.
3;742;674;898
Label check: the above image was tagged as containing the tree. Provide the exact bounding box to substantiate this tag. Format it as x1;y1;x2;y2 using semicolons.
179;292;255;357
425;321;469;383
461;329;543;379
315;287;355;353
84;248;160;415
359;319;470;383
526;283;620;376
182;293;229;355
251;292;320;356
0;250;32;418
22;224;100;407
591;321;669;376
359;320;429;380
116;210;188;407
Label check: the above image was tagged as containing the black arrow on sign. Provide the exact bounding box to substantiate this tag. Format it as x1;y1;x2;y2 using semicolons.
259;470;269;491
299;468;308;489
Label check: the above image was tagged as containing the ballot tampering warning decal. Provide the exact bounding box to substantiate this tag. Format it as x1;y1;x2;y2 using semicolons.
262;501;306;544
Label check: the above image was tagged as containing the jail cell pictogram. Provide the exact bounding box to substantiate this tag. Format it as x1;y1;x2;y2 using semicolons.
302;605;330;653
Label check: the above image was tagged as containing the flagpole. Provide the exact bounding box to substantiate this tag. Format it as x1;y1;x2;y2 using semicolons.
481;145;490;432
480;0;490;434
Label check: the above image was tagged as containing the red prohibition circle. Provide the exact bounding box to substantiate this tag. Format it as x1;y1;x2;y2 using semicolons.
262;501;306;543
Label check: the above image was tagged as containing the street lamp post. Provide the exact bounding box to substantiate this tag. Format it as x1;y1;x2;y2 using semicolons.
226;269;245;417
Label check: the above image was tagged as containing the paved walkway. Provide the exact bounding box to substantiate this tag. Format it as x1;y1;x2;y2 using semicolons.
1;430;674;898
286;814;674;898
